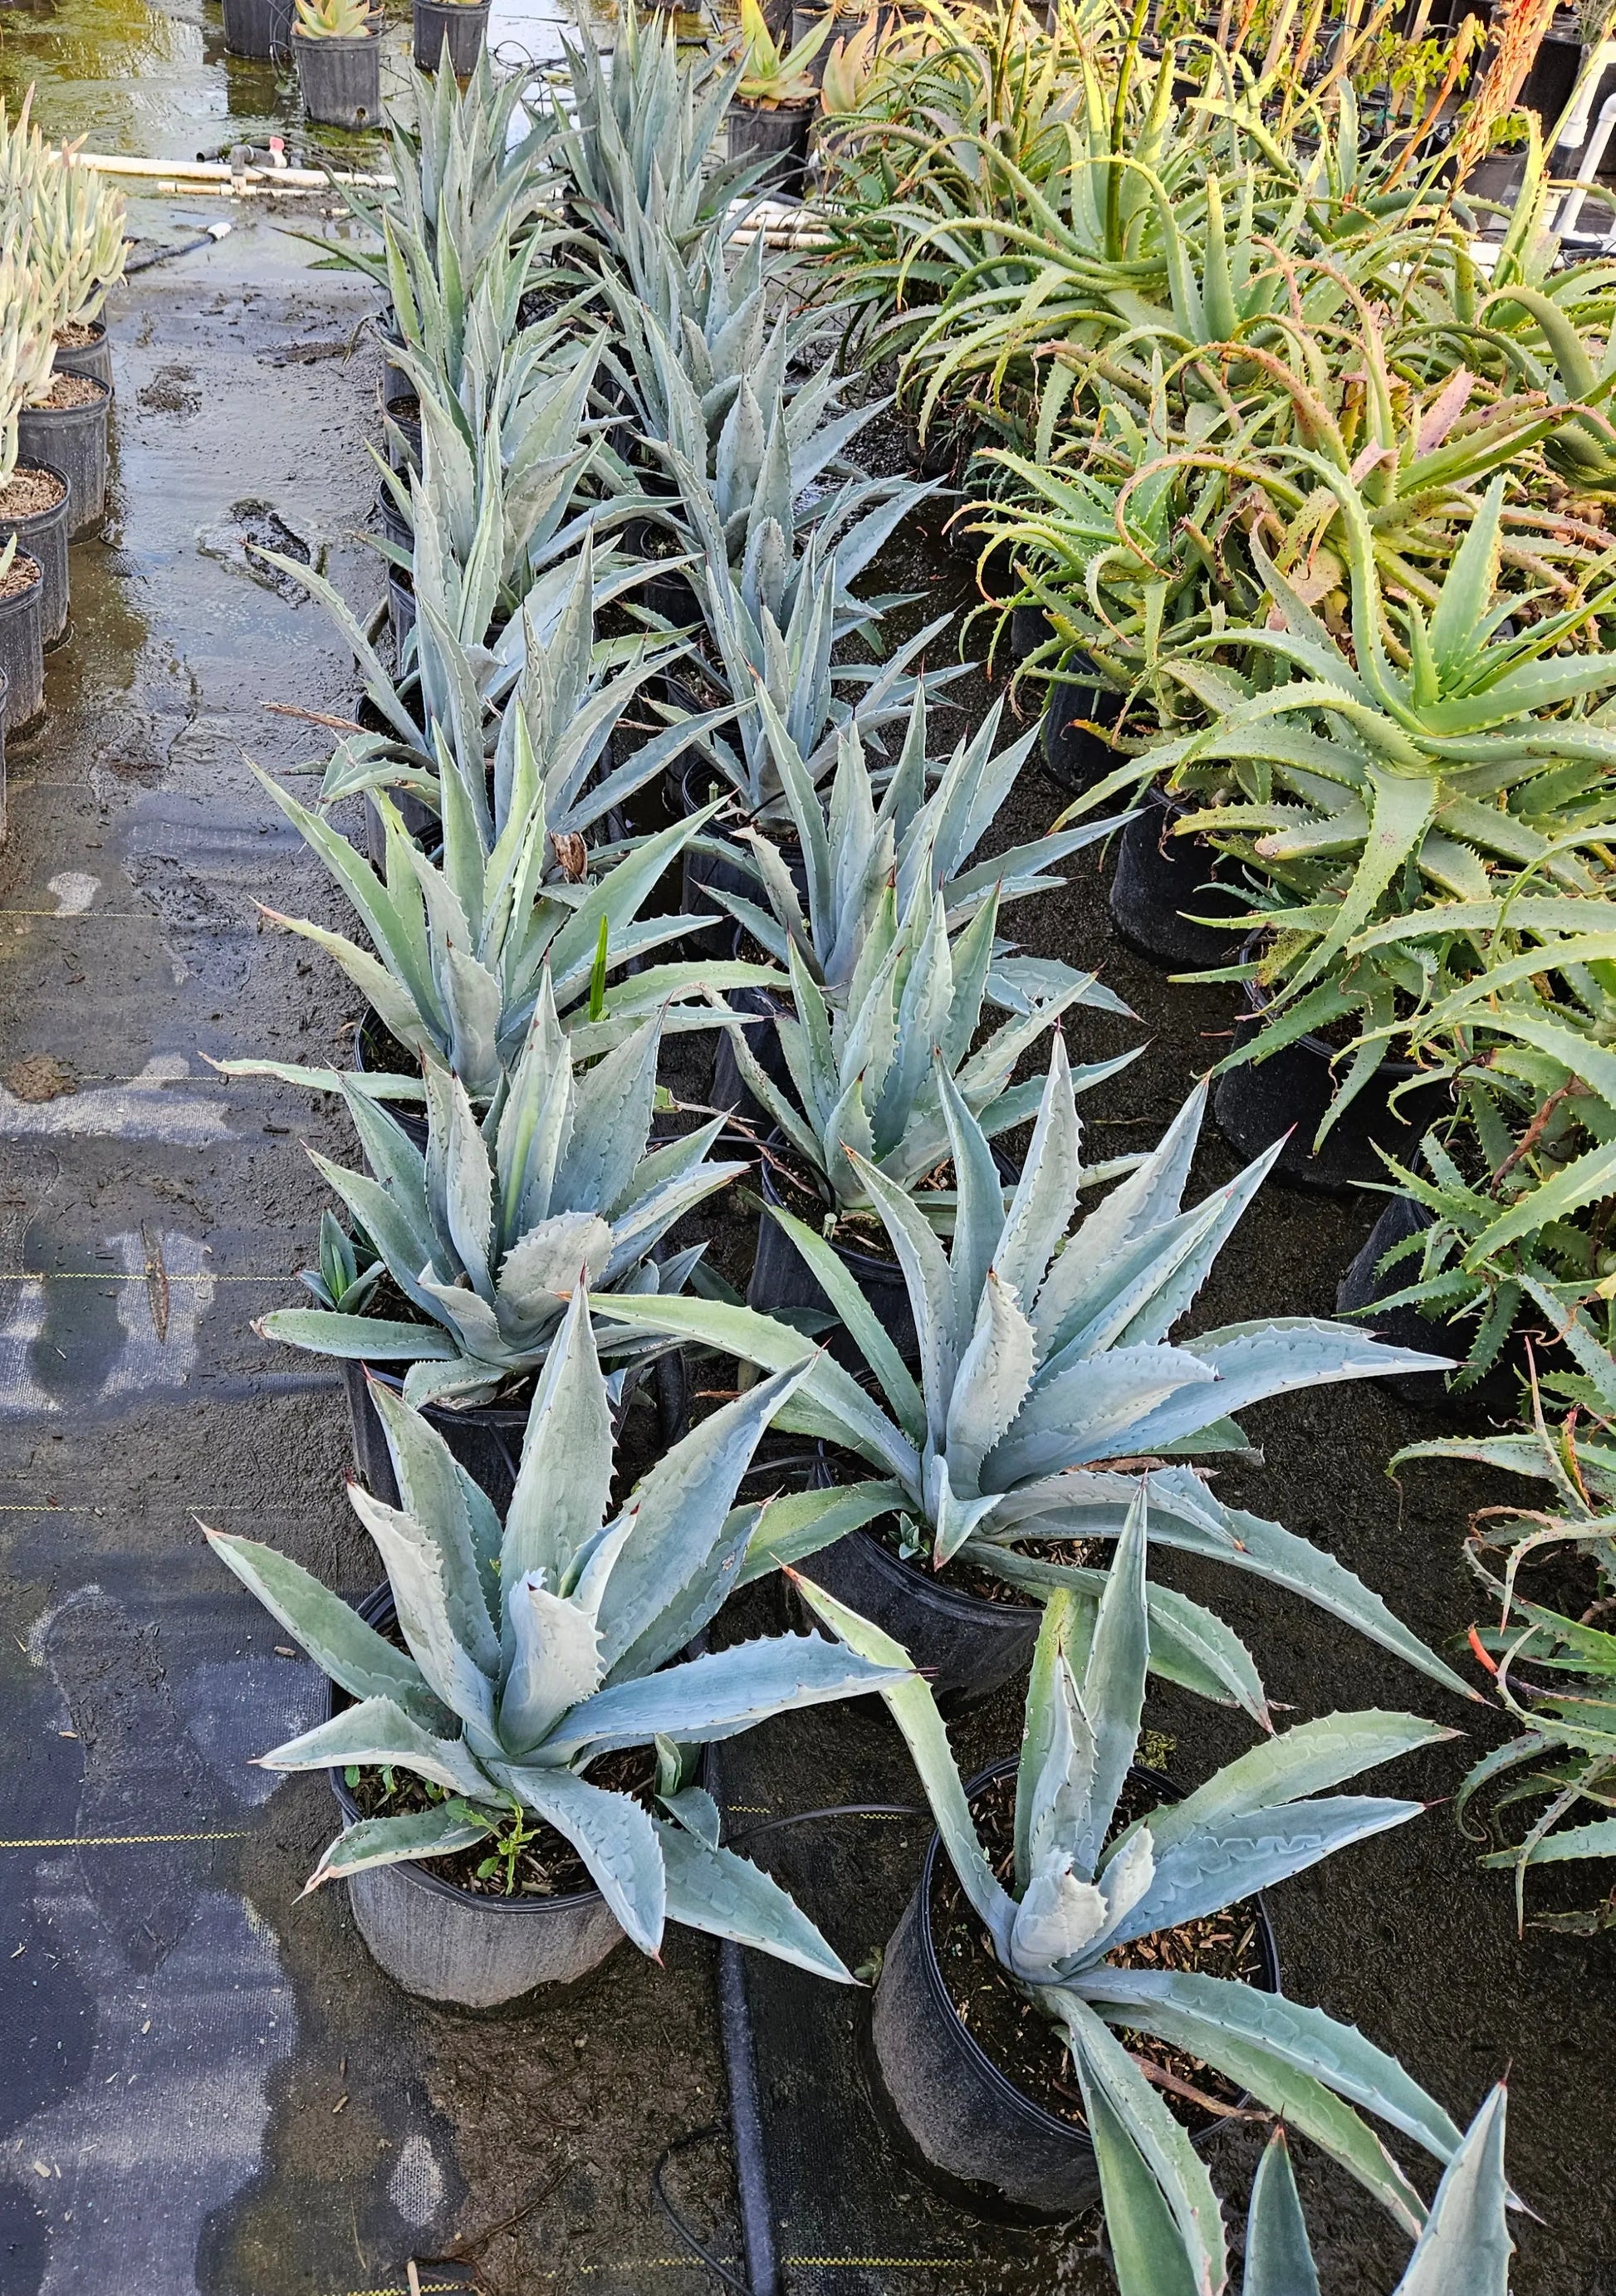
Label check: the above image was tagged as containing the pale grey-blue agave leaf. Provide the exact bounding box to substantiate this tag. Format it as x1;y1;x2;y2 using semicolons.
220;1283;895;1963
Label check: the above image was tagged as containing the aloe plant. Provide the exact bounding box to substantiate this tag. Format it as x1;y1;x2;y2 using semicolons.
801;1501;1472;2274
597;1038;1472;1708
294;0;376;39
260;982;744;1407
707;687;1138;1016
1397;1343;1616;1933
733;0;833;105
208;1285;902;1974
1234;2088;1513;2296
1097;473;1616;1138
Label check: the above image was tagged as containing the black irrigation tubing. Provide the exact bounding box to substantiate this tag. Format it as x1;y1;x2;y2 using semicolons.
124;223;233;273
654;2122;755;2295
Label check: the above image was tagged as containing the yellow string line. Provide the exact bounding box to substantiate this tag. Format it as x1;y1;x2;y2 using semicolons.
0;911;152;920
0;1272;291;1283
0;1830;251;1849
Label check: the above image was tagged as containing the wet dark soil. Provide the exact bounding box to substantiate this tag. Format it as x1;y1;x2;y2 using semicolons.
932;1774;1265;2132
348;1746;655;1899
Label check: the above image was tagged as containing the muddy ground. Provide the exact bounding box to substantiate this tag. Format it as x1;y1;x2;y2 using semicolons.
0;202;1611;2296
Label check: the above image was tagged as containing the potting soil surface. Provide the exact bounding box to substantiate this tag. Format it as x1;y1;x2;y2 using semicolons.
0;157;1614;2296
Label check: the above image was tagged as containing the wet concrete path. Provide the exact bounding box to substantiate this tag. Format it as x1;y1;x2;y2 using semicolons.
0;206;732;2296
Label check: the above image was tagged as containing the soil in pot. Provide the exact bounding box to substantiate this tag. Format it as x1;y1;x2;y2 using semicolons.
52;320;114;394
0;465;70;648
0;553;46;737
798;1519;1095;1712
17;373;111;539
727;98;814;200
932;1770;1268;2132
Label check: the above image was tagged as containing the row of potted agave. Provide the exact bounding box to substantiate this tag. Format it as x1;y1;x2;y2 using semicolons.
0;95;123;795
204;42;1524;2284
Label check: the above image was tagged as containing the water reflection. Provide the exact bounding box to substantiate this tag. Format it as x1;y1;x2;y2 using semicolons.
0;0;723;158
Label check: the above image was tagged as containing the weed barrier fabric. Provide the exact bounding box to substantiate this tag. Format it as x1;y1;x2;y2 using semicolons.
708;1653;1119;2295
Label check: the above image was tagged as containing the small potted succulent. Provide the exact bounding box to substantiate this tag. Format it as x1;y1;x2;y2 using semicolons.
411;0;489;78
727;0;833;198
207;1288;899;2005
799;1512;1469;2240
34;135;128;395
0;244;70;656
291;0;384;129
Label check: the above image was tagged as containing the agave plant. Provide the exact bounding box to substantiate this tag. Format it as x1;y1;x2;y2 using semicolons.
678;515;954;817
1234;2087;1513;2296
208;1286;903;1973
598;1038;1472;1706
259;983;744;1407
324;52;556;296
708;687;1138;1015
1396;1344;1616;1933
801;1503;1473;2272
556;14;761;267
728;889;1137;1219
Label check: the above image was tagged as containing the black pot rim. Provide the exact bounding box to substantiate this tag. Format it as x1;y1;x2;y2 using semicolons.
1230;930;1429;1088
758;1128;905;1285
832;1519;1039;1634
414;0;491;13
360;1356;531;1432
910;1755;1281;2142
331;1584;609;1916
23;377;111;419
732;93;817;114
0;463;70;529
292;23;381;45
0;555;45;607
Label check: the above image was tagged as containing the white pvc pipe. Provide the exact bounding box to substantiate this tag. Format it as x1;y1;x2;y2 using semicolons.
66;149;395;192
1556;91;1616;238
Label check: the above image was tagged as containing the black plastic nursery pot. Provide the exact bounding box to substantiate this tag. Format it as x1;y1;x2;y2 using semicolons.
343;1358;536;1520
1213;977;1451;1197
708;937;791;1134
0;556;46;739
352;1006;429;1148
223;0;293;54
867;1758;1281;2223
0;464;70;649
1008;603;1053;663
801;1525;1040;1713
1334;1195;1458;1409
727;97;814;201
671;750;801;962
412;0;489;74
331;1587;626;2005
294;27;383;128
1041;665;1124;797
388;565;416;661
51;321;114;394
0;670;8;843
376;478;411;551
750;1143;921;1367
1109;788;1248;969
17;376;111;541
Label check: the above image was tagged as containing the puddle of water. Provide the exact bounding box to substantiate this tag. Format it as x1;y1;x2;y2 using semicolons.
2;0;634;160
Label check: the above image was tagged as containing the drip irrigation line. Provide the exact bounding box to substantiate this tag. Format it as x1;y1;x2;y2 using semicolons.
124;223;233;273
650;2124;752;2296
723;1803;923;1851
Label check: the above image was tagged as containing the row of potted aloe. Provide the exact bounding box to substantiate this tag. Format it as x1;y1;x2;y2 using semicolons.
0;95;121;804
205;42;1525;2287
